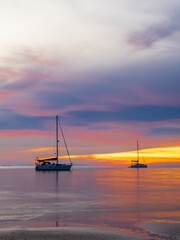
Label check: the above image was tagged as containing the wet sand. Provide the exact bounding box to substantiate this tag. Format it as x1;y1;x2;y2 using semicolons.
0;227;145;240
141;222;180;239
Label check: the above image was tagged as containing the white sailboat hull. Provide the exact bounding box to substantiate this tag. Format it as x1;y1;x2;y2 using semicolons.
35;116;73;171
36;163;72;171
129;163;147;168
128;141;148;168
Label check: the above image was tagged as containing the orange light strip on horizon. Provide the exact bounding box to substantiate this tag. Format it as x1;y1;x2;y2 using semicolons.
93;146;180;159
28;145;180;164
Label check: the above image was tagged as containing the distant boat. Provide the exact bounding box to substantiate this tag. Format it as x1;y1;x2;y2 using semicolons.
129;141;147;168
35;115;72;171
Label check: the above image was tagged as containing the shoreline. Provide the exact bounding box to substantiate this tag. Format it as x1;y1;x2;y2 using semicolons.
140;222;180;239
0;226;146;240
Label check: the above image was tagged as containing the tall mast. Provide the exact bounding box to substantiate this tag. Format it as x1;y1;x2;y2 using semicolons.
56;115;59;164
58;117;72;165
137;140;139;164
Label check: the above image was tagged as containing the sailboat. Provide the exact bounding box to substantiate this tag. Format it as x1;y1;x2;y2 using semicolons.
129;141;147;168
35;115;73;171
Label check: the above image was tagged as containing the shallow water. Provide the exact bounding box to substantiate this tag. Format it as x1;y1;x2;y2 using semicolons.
0;166;180;238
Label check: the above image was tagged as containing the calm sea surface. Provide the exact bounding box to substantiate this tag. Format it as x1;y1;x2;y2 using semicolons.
0;166;180;236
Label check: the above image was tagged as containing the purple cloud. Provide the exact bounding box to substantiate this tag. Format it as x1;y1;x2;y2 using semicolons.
64;105;180;126
0;109;52;130
147;127;180;136
127;9;180;50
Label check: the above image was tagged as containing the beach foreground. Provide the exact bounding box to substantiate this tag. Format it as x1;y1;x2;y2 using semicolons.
0;227;145;240
141;222;180;239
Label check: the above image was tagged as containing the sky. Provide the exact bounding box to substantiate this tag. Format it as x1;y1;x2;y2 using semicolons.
0;0;180;166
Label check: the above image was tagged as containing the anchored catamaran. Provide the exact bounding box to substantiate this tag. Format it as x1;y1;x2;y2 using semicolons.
35;115;72;171
129;141;147;168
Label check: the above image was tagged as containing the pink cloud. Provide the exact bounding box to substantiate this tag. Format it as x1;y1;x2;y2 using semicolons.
0;91;16;98
0;67;24;79
0;130;51;137
19;49;62;67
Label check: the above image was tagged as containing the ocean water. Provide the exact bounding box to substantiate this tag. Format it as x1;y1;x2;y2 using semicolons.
0;166;180;238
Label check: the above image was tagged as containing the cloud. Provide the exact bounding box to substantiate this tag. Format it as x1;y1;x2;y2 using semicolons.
0;110;51;130
33;90;83;110
0;91;16;98
148;127;180;136
127;8;180;49
19;49;62;68
0;130;51;137
65;105;180;125
1;56;180;120
0;67;47;91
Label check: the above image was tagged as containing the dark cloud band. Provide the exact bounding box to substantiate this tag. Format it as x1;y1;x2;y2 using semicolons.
0;110;51;130
65;105;180;124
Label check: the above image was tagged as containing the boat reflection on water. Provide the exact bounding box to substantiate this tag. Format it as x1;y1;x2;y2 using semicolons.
136;168;141;223
55;171;59;227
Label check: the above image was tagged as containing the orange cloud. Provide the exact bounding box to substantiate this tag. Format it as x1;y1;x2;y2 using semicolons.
26;147;54;153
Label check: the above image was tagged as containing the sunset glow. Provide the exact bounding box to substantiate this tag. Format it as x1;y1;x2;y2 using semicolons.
27;145;180;166
0;0;180;166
